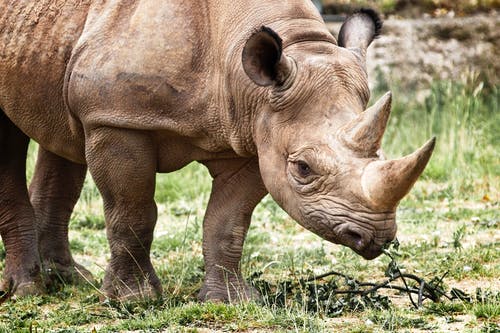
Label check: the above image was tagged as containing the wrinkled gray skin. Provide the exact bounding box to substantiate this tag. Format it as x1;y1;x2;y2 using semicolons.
0;0;434;302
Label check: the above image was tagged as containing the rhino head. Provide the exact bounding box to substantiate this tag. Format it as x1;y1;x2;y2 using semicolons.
242;10;435;259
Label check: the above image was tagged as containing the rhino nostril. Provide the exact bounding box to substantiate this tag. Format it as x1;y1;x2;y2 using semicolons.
345;229;364;248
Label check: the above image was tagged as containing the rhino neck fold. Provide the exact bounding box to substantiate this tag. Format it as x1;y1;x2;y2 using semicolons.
217;75;264;157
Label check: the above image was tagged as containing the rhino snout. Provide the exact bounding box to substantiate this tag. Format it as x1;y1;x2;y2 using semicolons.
340;223;397;260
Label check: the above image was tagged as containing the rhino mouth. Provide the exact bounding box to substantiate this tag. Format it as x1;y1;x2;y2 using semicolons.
335;223;387;260
301;209;396;260
350;240;385;260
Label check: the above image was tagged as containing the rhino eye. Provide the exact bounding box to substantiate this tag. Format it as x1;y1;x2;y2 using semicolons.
296;161;312;178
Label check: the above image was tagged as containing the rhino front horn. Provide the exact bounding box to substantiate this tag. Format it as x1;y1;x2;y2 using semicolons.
361;137;436;209
341;91;392;156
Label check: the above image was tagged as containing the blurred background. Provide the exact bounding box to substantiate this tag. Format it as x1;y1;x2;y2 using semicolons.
312;0;499;91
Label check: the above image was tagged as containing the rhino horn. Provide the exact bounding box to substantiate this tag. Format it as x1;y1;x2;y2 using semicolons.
361;137;436;209
341;91;392;156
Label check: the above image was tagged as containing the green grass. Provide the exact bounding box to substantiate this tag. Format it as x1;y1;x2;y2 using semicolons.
0;75;498;332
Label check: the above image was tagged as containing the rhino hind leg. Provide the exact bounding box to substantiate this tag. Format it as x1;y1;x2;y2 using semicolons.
29;147;93;289
198;158;267;303
0;110;44;297
85;127;162;301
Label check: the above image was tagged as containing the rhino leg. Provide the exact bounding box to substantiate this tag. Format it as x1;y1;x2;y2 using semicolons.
198;158;267;302
29;147;93;288
0;111;44;297
85;128;162;300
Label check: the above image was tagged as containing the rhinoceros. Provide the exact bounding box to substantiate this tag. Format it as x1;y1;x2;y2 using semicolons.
0;0;435;301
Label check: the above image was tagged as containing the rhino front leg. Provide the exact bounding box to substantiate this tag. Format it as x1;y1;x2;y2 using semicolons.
198;158;267;302
29;147;93;288
85;127;162;300
0;112;44;296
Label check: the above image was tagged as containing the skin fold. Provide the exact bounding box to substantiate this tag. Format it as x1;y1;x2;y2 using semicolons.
0;0;434;301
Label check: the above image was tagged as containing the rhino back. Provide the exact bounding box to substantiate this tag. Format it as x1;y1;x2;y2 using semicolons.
68;1;213;132
68;0;325;153
1;0;328;161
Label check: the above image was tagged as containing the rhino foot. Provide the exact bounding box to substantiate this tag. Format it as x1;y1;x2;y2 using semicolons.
11;282;45;298
0;271;45;299
42;260;95;290
198;275;261;303
100;284;160;302
100;269;163;302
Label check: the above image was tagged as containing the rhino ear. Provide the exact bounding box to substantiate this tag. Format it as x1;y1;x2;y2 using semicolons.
242;26;294;87
338;8;382;62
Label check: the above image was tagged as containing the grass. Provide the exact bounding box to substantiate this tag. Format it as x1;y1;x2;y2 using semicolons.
0;73;499;332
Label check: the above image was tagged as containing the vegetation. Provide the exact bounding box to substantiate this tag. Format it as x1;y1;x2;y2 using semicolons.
0;73;498;331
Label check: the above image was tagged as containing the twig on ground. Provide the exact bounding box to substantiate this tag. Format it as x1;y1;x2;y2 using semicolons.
251;239;473;315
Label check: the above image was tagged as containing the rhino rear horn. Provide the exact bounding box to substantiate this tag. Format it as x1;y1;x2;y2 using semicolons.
242;26;294;87
338;8;382;64
341;91;392;156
